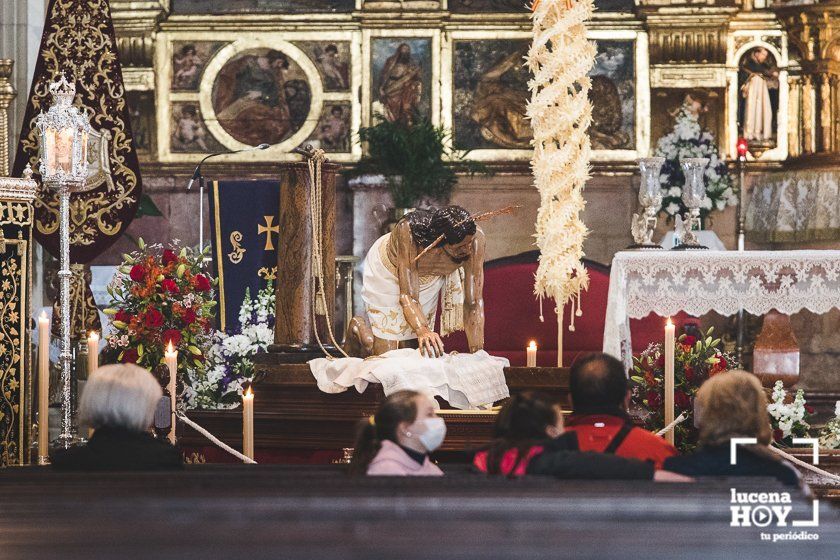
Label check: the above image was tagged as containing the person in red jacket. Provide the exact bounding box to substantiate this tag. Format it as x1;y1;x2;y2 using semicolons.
473;391;690;482
564;353;677;469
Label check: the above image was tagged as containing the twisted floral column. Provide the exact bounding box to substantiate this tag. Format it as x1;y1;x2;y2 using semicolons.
527;0;595;365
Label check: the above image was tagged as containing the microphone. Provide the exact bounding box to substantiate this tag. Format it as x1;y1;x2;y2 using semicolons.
187;143;271;190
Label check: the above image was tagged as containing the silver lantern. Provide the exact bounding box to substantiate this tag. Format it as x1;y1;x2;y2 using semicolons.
630;157;665;248
35;76;91;447
674;157;709;250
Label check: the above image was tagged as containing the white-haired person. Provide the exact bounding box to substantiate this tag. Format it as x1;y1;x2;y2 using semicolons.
52;364;183;470
663;370;799;486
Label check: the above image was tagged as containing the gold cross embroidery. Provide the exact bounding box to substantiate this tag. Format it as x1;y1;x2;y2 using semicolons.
258;215;280;251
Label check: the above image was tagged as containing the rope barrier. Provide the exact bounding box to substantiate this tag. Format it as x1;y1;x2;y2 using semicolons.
767;444;840;484
178;412;257;464
655;412;687;437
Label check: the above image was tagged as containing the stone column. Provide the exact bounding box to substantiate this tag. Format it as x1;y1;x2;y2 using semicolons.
0;59;15;176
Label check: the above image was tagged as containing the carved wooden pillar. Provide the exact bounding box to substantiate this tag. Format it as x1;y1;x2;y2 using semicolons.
787;74;802;157
833;75;840;152
271;161;339;357
818;73;832;152
801;74;814;154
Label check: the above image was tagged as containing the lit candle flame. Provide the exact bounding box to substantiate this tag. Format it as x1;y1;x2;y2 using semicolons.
666;317;673;328
244;386;253;398
166;340;175;354
88;331;99;342
39;310;48;322
528;340;537;350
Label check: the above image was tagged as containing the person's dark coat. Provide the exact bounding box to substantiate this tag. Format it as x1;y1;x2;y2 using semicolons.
474;432;655;480
663;444;799;486
51;426;183;471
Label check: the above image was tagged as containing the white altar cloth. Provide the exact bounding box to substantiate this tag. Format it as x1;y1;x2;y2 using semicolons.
604;250;840;369
308;350;510;410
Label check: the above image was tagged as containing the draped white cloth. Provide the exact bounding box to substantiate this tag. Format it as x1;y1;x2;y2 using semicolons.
604;250;840;369
308;350;510;410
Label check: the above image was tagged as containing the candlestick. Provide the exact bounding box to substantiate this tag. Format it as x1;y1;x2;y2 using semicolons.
37;311;50;464
242;386;254;461
526;340;537;368
86;331;99;376
664;318;675;445
164;342;178;445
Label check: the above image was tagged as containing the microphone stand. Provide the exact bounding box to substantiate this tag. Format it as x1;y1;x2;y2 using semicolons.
187;143;269;265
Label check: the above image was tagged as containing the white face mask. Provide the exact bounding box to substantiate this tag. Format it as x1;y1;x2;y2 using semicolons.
413;417;447;453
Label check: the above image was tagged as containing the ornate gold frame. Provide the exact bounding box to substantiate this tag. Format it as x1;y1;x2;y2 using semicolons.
441;28;650;161
726;28;789;161
156;29;361;163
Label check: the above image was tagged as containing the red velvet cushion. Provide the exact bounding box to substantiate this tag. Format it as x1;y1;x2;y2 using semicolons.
443;254;689;366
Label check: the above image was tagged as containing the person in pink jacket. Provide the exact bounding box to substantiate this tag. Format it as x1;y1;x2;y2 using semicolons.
349;390;445;476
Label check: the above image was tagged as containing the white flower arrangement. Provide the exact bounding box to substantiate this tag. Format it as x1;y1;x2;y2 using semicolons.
767;380;812;445
819;401;840;450
654;104;738;220
186;281;275;410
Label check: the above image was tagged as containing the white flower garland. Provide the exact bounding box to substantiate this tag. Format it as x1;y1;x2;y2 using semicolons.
527;0;594;342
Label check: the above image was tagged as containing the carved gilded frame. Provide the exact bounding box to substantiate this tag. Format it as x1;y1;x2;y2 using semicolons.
155;30;362;163
726;29;789;161
441;28;650;161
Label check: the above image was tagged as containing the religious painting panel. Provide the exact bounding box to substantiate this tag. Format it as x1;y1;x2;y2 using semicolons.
370;38;433;124
449;0;633;11
307;103;352;153
170;102;226;153
294;41;352;93
211;48;314;147
737;46;780;152
452;39;531;151
170;0;355;14
172;41;227;91
589;40;635;151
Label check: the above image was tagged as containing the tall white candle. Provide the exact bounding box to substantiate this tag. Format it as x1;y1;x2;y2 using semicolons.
242;386;254;461
37;311;50;464
164;342;178;444
526;340;537;368
664;318;675;445
86;331;99;376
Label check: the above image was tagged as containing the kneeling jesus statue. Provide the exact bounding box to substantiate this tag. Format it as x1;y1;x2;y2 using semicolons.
347;206;485;358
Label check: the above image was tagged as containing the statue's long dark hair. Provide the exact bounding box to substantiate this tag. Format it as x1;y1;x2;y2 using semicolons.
405;206;476;247
349;390;420;476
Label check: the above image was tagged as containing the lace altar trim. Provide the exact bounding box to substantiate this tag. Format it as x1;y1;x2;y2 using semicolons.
604;250;840;367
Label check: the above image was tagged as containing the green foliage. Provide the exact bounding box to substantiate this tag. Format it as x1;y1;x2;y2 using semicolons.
350;114;489;208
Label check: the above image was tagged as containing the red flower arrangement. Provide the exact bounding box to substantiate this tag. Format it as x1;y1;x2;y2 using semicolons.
103;239;217;382
631;326;738;452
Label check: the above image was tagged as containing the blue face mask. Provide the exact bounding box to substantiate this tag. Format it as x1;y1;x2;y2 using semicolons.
414;417;447;452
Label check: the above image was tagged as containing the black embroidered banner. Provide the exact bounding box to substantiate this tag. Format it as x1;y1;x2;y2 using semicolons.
12;0;142;264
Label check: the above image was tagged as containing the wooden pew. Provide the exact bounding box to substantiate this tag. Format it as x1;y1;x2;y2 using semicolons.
1;466;837;559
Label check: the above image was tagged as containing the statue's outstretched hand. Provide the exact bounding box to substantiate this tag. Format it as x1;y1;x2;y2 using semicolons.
418;327;445;358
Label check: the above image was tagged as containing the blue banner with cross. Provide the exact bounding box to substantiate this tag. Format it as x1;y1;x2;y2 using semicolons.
209;180;280;331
